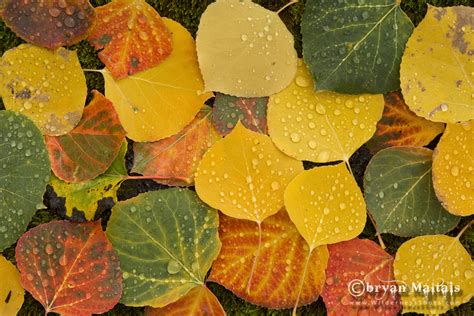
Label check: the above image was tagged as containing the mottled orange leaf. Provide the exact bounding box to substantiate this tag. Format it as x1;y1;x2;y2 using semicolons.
45;91;126;183
209;210;328;309
88;0;172;79
145;285;225;316
1;0;95;49
132;108;220;186
366;92;445;153
322;239;401;316
15;221;122;315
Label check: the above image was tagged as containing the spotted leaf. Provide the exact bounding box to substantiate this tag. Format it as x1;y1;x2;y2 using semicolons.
0;255;24;315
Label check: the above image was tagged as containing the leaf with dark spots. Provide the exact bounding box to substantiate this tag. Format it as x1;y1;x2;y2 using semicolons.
0;255;24;315
15;221;122;315
1;0;95;49
45;91;126;183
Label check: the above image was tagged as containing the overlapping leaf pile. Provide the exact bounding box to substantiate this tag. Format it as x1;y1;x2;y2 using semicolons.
0;0;472;315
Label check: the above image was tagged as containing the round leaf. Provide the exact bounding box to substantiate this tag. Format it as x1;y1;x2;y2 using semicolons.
267;60;384;163
195;122;303;223
0;111;50;251
106;188;221;307
284;163;366;249
364;147;460;236
400;6;474;123
0;255;24;315
196;0;297;97
301;0;413;94
433;121;474;216
0;44;87;136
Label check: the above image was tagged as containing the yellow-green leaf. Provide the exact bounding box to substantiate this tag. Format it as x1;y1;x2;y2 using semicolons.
0;256;24;315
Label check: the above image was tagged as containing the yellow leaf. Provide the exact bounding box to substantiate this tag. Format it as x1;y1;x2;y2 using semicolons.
400;6;474;123
432;121;473;216
267;60;384;163
196;0;297;97
393;235;473;314
284;163;366;249
103;18;212;142
0;44;86;136
195;122;303;223
0;255;24;315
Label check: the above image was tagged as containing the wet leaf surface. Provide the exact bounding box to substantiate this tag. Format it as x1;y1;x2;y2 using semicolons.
0;255;24;315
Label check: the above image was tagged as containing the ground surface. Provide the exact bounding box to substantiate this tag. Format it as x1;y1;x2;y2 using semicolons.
0;0;473;315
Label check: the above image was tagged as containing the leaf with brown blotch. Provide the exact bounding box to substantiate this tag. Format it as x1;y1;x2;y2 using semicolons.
88;0;173;79
132;107;220;186
209;210;328;309
145;285;225;316
45;90;126;183
15;220;122;315
321;239;401;316
366;92;445;153
1;0;95;49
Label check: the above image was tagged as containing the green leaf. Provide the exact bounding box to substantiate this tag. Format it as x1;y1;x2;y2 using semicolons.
49;142;128;220
302;0;414;94
106;188;221;307
364;146;460;237
0;110;50;251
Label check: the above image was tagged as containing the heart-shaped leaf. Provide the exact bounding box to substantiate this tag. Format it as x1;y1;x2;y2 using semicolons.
0;255;24;315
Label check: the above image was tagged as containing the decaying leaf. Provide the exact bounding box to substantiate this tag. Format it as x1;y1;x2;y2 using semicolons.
106;189;221;307
132;108;220;186
0;111;50;251
88;0;173;79
0;44;87;136
0;255;24;315
196;0;297;97
212;93;268;136
103;18;212;142
366;92;445;153
15;221;122;315
400;5;474;123
209;210;328;309
301;0;413;94
432;121;474;216
393;235;474;314
268;60;384;163
45;91;126;183
1;0;95;49
364;147;460;237
321;239;401;316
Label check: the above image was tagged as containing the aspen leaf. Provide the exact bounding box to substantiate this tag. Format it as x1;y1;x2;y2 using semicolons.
103;18;212;142
1;0;95;49
321;239;401;316
366;92;445;153
88;0;172;79
132;107;220;186
400;6;474;123
301;0;413;94
106;189;221;307
15;220;122;315
393;235;474;314
196;0;297;97
364;147;460;237
45;91;126;183
209;210;328;309
268;60;384;163
432;121;474;216
284;163;366;249
195;122;303;223
0;44;87;136
0;255;24;316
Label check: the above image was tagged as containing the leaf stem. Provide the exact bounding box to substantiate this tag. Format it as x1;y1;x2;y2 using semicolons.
292;247;312;316
367;211;386;249
276;0;298;14
126;175;190;183
344;159;355;179
82;68;104;74
456;220;473;239
246;221;262;294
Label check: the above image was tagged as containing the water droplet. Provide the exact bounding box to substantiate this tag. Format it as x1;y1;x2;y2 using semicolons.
45;244;54;255
271;181;280;191
295;76;309;87
450;166;459;176
59;255;67;266
241;34;248;41
440;103;449;112
290;132;301;143
167;259;182;274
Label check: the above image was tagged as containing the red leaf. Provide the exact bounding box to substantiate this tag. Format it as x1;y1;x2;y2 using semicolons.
45;91;126;183
321;239;401;316
15;221;122;315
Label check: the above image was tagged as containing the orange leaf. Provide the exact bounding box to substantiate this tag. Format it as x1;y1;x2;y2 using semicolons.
145;285;225;316
366;92;444;153
88;0;172;79
321;239;401;316
209;210;328;309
